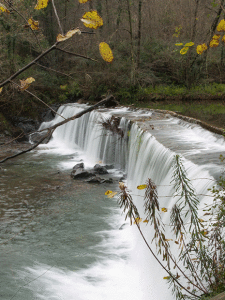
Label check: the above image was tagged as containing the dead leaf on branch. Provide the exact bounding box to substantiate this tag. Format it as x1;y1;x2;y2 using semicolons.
56;28;81;42
19;77;35;91
0;87;2;93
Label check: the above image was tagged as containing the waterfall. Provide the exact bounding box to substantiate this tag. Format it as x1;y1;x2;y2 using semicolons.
32;103;225;300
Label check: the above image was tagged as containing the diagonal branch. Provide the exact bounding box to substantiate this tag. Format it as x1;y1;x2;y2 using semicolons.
10;80;66;120
0;42;59;88
0;95;114;163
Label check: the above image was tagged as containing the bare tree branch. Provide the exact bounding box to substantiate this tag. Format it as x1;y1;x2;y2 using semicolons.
0;43;59;88
4;0;43;52
0;95;115;163
51;0;64;35
55;47;98;62
10;80;66;120
35;62;74;79
0;128;54;163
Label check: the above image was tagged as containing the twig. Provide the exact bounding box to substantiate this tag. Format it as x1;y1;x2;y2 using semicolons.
35;62;74;79
56;47;98;62
0;128;54;163
10;80;66;120
0;132;25;146
51;0;64;35
10;266;54;300
4;0;43;52
0;42;59;88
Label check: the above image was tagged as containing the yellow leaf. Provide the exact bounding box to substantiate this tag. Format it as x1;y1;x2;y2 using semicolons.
81;10;103;29
137;184;147;190
196;43;207;55
209;38;220;48
99;42;114;63
19;77;35;91
134;217;142;224
163;276;170;280
57;28;81;42
222;35;225;43
143;219;149;223
217;19;225;32
0;3;10;14
161;208;168;212
35;0;49;10
0;87;2;93
198;219;204;223
107;192;117;198
105;190;112;195
185;42;194;47
165;239;173;241
175;43;183;46
175;241;179;244
28;18;39;30
78;0;90;2
180;46;189;55
212;34;221;40
60;84;67;90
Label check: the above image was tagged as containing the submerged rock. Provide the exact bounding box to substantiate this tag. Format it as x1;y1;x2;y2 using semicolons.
86;176;113;184
71;168;95;179
104;164;114;170
72;163;84;170
86;176;104;184
93;164;108;175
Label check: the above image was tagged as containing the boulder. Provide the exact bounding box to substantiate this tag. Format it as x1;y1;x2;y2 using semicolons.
72;163;84;170
71;168;95;179
103;178;113;184
104;164;114;170
86;176;104;184
93;164;108;175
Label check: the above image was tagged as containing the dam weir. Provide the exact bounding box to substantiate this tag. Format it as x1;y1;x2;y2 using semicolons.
23;104;225;299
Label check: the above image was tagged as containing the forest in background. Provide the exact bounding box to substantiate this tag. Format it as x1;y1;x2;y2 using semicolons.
1;0;225;122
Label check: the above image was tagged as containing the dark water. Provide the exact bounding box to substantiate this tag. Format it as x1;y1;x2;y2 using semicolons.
0;151;120;300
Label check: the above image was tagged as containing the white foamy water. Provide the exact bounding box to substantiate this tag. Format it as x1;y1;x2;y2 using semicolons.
24;104;225;300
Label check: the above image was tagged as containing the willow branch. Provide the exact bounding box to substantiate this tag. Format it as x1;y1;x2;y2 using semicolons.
55;47;98;62
133;212;200;298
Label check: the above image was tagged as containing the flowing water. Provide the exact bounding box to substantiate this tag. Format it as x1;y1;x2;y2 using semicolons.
1;104;225;300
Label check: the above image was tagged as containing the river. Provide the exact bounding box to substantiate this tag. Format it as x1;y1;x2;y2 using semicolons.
1;104;225;300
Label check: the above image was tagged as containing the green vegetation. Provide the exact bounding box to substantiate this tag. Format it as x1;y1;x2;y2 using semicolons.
113;155;225;300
